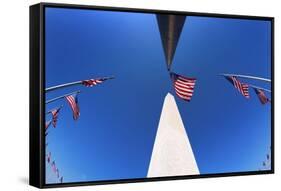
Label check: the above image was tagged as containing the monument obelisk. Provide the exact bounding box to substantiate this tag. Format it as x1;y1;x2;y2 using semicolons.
147;93;199;177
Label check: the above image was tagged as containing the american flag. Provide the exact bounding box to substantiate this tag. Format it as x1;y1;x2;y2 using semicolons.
225;76;249;98
45;120;51;130
47;152;51;163
60;176;63;183
170;72;196;101
51;107;61;128
266;154;270;160
82;77;109;87
56;169;60;178
51;161;56;173
254;88;270;104
65;94;80;120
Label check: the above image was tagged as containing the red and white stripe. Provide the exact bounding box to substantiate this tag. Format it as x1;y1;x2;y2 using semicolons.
65;95;80;120
51;108;60;127
173;74;196;101
45;120;51;130
47;152;51;163
231;76;250;98
82;79;104;87
51;161;56;173
255;88;269;104
56;169;60;178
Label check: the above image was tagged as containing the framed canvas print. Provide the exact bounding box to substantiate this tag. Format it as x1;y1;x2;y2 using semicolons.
30;2;274;188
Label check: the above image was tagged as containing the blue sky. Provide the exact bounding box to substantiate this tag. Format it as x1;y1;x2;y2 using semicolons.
45;7;272;184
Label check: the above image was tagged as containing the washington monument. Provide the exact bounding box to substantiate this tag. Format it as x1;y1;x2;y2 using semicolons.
147;93;199;177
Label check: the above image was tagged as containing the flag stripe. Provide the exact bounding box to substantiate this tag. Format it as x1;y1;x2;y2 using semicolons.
45;120;51;130
175;87;193;96
175;91;192;101
47;152;51;163
174;83;194;92
178;76;196;81
175;80;195;88
171;72;196;102
51;107;61;127
51;161;56;173
228;76;250;98
254;88;269;104
82;78;107;87
66;95;80;120
176;79;196;86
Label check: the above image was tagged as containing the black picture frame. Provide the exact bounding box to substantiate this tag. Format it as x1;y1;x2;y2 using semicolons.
30;2;274;189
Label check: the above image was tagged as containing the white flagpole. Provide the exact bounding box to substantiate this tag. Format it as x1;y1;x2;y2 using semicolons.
220;73;271;82
45;76;115;93
248;84;271;93
46;81;82;92
45;91;81;104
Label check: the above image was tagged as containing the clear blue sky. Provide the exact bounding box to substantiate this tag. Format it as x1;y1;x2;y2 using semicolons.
45;7;272;184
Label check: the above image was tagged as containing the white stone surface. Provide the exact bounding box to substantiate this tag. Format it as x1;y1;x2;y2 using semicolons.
147;93;199;177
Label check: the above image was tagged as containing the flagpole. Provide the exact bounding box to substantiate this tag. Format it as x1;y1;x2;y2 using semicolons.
45;76;115;92
220;74;271;82
248;84;271;93
45;105;63;115
46;91;81;104
46;81;82;92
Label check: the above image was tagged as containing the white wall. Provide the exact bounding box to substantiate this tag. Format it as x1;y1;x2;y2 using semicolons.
0;0;279;190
